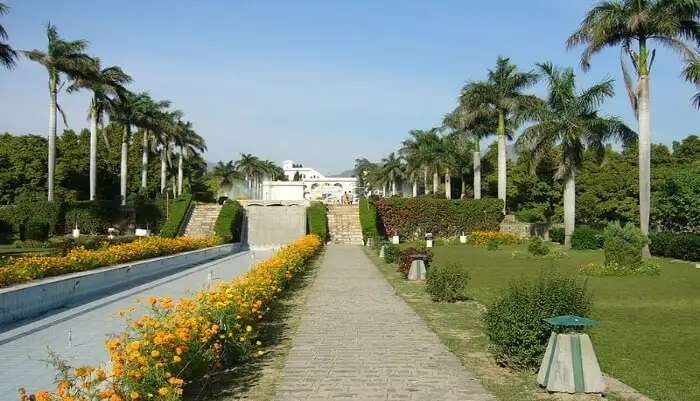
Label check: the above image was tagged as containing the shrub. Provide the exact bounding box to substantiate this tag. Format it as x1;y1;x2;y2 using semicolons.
65;201;118;234
14;193;65;235
160;194;192;238
129;194;164;230
359;198;381;243
549;227;564;244
483;271;592;369
426;263;470;302
398;247;433;277
468;231;521;247
649;231;700;261
214;200;242;243
652;167;700;233
375;198;504;240
603;222;646;269
527;236;550;256
571;226;604;249
384;244;400;263
306;202;328;240
24;220;49;241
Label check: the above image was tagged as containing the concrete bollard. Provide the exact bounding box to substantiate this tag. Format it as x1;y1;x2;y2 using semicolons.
392;235;400;244
407;260;426;281
379;245;385;258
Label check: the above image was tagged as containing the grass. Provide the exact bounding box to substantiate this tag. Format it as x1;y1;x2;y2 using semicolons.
365;243;698;401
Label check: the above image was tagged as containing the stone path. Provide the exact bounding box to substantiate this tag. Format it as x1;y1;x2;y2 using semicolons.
273;245;495;401
0;249;271;398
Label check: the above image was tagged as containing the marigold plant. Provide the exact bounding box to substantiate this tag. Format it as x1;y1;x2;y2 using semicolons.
20;234;322;401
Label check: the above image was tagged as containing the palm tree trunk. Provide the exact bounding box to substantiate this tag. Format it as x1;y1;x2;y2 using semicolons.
47;77;57;202
461;176;466;198
433;171;439;194
160;148;167;194
120;128;128;206
382;183;386;197
413;179;418;197
423;167;429;195
497;112;507;212
563;171;576;249
177;147;183;196
89;101;98;200
444;170;451;199
391;179;396;196
638;75;651;257
141;130;148;189
473;149;481;199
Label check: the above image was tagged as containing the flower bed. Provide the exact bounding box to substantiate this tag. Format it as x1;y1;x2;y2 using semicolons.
20;234;323;401
0;236;221;288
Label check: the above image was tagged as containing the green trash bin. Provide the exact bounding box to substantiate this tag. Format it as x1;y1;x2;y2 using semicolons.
537;315;605;394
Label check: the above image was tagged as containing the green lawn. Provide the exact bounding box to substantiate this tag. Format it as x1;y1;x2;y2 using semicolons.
424;243;699;401
0;244;54;257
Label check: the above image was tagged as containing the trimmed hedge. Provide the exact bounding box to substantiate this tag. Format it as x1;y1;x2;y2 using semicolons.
549;227;564;244
571;226;604;249
65;201;118;234
649;231;700;262
359;198;381;242
214;200;242;243
374;198;504;240
160;194;193;238
307;201;328;240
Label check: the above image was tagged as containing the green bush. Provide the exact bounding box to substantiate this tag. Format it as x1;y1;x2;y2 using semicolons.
160;194;192;238
359;198;381;243
483;271;592;369
426;263;470;302
11;194;65;236
375;198;504;240
652;167;700;233
214;200;242;243
24;220;49;241
128;193;164;230
603;222;646;269
398;247;433;277
571;226;604;249
306;202;328;240
384;244;399;263
649;231;700;262
549;227;564;244
65;201;117;234
527;236;550;256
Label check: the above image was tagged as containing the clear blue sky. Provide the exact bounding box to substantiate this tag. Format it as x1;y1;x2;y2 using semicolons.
0;0;697;174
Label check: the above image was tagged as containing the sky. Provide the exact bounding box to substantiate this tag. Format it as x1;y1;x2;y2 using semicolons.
0;0;698;175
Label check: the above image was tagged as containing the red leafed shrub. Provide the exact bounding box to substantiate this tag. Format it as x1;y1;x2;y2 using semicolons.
398;247;433;278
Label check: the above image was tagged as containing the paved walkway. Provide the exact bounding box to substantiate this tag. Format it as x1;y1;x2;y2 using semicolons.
274;245;495;401
0;249;271;398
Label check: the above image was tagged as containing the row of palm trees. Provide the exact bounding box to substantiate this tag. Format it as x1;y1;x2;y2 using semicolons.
0;7;206;205
361;1;700;250
212;154;285;199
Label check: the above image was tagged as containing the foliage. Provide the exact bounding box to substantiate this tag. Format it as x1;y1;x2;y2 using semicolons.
527;236;550;256
374;198;503;240
359;198;381;242
397;247;433;278
426;263;470;302
571;225;604;250
65;201;118;234
159;194;192;238
483;271;592;369
384;244;400;263
306;201;327;241
549;227;564;244
578;261;660;277
128;193;164;231
649;231;700;262
0;236;220;288
603;222;646;269
22;235;322;401
468;231;521;247
24;220;49;242
47;235;137;255
652;167;700;233
214;200;242;243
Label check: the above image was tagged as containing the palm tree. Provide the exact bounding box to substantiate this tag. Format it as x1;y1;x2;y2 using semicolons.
0;2;18;69
137;98;172;191
567;0;700;256
212;160;241;197
158;110;183;194
442;131;473;199
67;58;131;200
235;153;263;199
174;121;206;196
381;153;404;196
24;24;94;201
424;128;449;196
517;63;636;248
683;52;700;108
459;57;540;210
401;129;433;195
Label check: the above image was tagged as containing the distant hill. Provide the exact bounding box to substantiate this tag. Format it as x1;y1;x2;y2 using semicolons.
331;169;356;178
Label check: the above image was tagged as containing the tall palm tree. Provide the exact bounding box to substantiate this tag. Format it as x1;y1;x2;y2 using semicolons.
567;0;700;256
158;110;183;194
401;129;433;195
174;121;206;196
67;58;131;200
137;98;172;190
381;152;404;196
0;2;18;69
517;63;635;248
212;160;242;197
459;57;540;210
24;24;94;201
683;52;700;108
235;153;263;199
423;128;449;196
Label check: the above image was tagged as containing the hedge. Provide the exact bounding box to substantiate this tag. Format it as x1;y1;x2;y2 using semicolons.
374;198;504;240
649;231;700;262
214;200;242;243
160;194;193;238
307;201;328;240
359;198;381;242
571;226;604;250
65;200;118;234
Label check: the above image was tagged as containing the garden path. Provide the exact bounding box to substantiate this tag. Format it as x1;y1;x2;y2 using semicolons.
273;244;495;401
0;249;271;399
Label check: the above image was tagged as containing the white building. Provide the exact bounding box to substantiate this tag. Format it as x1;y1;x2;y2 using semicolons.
281;160;357;203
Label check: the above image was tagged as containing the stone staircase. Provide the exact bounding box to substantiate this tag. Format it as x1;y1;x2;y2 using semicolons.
182;203;222;238
327;205;364;245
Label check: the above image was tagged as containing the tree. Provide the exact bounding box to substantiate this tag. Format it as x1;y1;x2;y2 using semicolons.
683;52;700;108
23;24;94;201
567;0;700;256
135;98;172;191
381;152;404;196
0;2;18;69
67;58;131;200
173;120;206;196
459;57;540;210
518;63;635;247
400;129;434;195
212;161;241;197
235;153;263;199
443;110;491;198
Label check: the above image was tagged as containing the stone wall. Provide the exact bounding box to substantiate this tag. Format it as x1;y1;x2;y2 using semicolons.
240;201;307;250
499;215;551;239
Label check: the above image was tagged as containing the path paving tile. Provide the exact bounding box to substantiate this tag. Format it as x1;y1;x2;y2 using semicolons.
274;244;495;401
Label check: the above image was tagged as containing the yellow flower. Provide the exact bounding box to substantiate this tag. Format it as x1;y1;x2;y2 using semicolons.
130;391;141;400
246;325;253;333
158;387;170;396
